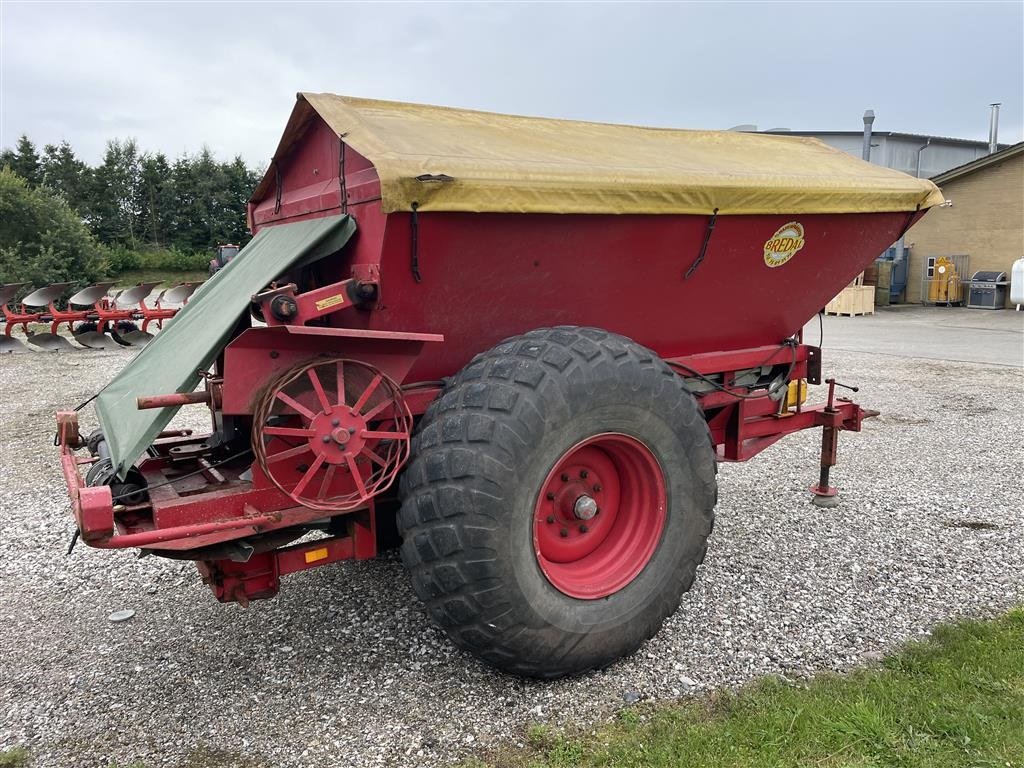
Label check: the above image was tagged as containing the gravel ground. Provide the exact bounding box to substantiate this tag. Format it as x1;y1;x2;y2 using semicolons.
1;326;1022;768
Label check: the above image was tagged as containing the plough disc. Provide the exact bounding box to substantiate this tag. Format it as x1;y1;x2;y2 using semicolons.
115;281;161;306
21;282;75;308
0;283;28;305
68;282;116;306
115;329;154;346
108;321;154;347
73;330;122;350
0;335;26;353
26;332;76;351
159;281;203;305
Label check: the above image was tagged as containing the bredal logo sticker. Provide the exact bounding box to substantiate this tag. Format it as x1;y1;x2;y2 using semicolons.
763;222;806;268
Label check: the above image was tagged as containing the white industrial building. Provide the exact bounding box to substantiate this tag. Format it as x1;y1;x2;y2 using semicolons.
738;109;1013;305
760;129;998;178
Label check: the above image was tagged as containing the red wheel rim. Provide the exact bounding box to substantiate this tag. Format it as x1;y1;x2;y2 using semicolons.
533;433;667;600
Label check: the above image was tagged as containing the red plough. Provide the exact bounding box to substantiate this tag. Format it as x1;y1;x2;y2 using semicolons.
0;281;203;352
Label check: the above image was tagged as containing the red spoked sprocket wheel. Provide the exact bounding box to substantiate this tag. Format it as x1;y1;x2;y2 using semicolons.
252;358;412;512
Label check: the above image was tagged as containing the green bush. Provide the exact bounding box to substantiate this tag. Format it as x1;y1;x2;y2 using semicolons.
138;247;209;272
104;245;142;273
0;168;105;290
101;246;210;277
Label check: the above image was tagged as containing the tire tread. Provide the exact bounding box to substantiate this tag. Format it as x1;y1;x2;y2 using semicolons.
398;326;716;678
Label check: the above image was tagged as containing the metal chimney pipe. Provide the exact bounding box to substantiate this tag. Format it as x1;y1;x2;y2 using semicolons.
862;110;875;162
988;103;1001;154
915;138;932;178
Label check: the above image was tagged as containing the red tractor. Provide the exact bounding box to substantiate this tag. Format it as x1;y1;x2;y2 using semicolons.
55;94;942;678
208;243;241;276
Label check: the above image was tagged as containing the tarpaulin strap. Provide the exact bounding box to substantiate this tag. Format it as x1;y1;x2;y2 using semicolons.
273;161;282;215
896;204;922;241
74;392;99;412
66;527;80;555
410;202;422;283
338;134;348;214
684;208;719;280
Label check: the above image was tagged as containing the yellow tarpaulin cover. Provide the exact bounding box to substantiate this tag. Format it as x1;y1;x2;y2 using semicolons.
262;93;944;216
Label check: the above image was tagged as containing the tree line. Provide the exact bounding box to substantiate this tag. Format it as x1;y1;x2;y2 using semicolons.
1;135;262;255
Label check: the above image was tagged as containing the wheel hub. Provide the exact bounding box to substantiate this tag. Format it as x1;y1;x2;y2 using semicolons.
310;408;366;459
532;434;667;600
573;494;599;520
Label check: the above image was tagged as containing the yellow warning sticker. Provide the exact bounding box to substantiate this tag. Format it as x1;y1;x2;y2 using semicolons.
304;547;329;564
763;222;806;268
314;293;346;311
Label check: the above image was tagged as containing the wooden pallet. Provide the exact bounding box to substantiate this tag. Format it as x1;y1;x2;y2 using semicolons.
825;285;875;316
826;309;875;317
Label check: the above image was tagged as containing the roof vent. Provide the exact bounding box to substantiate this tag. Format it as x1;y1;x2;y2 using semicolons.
988;103;1001;154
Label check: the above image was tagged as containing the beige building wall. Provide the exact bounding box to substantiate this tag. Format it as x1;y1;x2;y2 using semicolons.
904;150;1023;306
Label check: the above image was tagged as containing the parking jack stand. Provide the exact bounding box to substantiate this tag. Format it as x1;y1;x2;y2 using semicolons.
810;378;856;508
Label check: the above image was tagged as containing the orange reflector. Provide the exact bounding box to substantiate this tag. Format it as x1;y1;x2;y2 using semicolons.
304;547;329;564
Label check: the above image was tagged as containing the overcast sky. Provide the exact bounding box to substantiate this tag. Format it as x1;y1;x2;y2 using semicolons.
2;1;1022;166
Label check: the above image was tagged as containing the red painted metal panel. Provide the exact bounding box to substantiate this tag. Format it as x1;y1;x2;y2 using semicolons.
250;122;380;228
220;326;441;414
276;535;355;576
245;114;922;386
364;208;917;383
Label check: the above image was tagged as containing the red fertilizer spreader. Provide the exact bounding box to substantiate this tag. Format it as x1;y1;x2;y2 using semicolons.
53;95;943;678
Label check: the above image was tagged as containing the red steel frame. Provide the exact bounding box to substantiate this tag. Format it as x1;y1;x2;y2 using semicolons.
55;336;869;604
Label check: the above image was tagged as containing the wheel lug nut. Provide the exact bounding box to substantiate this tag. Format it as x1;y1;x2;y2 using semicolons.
546;491;556;500
560;473;570;482
348;427;356;435
322;436;331;443
579;524;588;533
593;484;602;492
546;515;555;524
331;418;340;427
580;470;588;479
559;528;568;537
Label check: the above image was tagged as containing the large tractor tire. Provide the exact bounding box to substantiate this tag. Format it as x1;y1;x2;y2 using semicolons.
397;327;717;678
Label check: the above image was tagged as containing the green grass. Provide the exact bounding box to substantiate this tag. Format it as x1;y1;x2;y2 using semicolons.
482;609;1024;768
0;748;29;767
112;268;207;288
